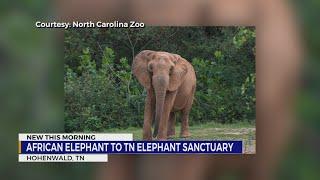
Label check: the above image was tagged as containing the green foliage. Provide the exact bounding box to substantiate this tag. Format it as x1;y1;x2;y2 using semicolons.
191;57;255;124
64;27;255;132
64;47;145;132
233;27;256;49
77;48;96;74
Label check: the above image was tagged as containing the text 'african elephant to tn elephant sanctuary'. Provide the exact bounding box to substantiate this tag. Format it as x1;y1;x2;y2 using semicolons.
132;50;196;140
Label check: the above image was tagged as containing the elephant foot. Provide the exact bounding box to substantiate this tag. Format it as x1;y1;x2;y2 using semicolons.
143;133;152;141
156;134;168;140
167;134;175;139
156;138;168;141
180;131;191;138
167;130;176;138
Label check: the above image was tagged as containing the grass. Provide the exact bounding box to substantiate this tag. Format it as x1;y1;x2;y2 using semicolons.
104;121;256;153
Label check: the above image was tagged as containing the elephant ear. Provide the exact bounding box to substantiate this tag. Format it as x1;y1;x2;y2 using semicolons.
132;50;155;89
168;54;188;91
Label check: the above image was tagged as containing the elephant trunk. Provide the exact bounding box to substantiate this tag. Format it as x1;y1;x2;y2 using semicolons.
152;76;168;138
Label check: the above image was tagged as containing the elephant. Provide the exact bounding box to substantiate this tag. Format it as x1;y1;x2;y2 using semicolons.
132;50;196;140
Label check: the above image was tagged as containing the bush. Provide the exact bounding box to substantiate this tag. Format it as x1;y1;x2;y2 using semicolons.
64;47;255;132
64;27;255;132
64;47;145;132
191;57;255;124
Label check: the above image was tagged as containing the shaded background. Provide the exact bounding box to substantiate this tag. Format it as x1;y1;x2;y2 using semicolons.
0;0;319;179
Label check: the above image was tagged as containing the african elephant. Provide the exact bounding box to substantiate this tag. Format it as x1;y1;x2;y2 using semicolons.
132;50;196;140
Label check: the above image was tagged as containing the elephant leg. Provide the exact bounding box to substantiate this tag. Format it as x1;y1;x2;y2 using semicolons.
143;89;155;140
167;112;176;138
180;86;195;138
180;109;191;138
157;91;177;140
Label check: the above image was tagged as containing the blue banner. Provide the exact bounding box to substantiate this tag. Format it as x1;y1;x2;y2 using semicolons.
20;141;243;154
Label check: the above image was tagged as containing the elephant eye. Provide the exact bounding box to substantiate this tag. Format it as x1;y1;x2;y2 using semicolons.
169;66;174;75
148;63;153;72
